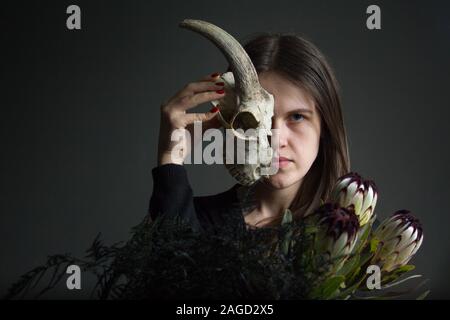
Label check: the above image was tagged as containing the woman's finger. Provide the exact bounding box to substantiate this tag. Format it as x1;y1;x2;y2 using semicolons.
175;72;223;97
184;107;220;126
177;90;225;111
198;72;222;82
181;80;225;96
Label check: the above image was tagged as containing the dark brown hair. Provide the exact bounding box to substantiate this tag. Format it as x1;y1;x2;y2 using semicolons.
239;32;350;223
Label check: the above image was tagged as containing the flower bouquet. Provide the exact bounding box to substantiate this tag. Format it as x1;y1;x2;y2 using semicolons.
282;172;427;299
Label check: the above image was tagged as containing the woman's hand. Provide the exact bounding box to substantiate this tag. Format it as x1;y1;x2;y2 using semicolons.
158;73;226;165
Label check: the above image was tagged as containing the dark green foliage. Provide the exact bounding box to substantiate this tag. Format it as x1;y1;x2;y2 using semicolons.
5;214;314;300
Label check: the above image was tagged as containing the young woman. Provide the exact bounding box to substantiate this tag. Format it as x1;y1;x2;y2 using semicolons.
149;32;350;232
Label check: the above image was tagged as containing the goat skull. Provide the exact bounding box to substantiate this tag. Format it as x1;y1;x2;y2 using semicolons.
179;19;276;186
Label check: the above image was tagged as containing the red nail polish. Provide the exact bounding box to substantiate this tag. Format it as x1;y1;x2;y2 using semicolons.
215;82;225;86
210;106;220;113
216;89;225;94
211;72;220;78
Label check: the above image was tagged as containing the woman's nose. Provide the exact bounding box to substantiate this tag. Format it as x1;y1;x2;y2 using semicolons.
271;120;288;148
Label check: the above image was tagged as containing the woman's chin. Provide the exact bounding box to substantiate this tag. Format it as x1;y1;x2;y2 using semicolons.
264;174;300;190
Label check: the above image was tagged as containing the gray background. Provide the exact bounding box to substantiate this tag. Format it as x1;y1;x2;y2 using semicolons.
1;0;449;298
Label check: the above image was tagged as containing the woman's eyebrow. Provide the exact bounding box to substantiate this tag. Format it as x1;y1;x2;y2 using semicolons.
288;108;314;114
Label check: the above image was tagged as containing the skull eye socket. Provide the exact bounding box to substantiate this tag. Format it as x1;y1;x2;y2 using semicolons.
232;112;259;133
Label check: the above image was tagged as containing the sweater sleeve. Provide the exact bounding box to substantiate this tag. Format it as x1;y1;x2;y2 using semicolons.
148;164;202;231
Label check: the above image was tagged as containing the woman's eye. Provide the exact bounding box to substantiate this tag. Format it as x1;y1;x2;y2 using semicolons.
289;113;304;122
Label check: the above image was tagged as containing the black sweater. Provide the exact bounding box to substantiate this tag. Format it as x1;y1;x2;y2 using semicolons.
149;164;381;233
148;164;248;233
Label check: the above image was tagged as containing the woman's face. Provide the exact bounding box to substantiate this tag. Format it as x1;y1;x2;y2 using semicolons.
258;71;321;190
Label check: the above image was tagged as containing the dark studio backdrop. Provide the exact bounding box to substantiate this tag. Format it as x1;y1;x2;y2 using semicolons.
1;0;449;299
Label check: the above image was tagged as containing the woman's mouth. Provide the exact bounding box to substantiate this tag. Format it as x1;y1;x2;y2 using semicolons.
274;156;293;169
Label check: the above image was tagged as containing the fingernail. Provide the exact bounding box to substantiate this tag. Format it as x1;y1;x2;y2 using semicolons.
216;89;225;94
215;82;225;86
211;72;220;78
210;106;220;113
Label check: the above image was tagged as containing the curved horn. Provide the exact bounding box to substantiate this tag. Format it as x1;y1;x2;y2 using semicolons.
179;19;261;102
